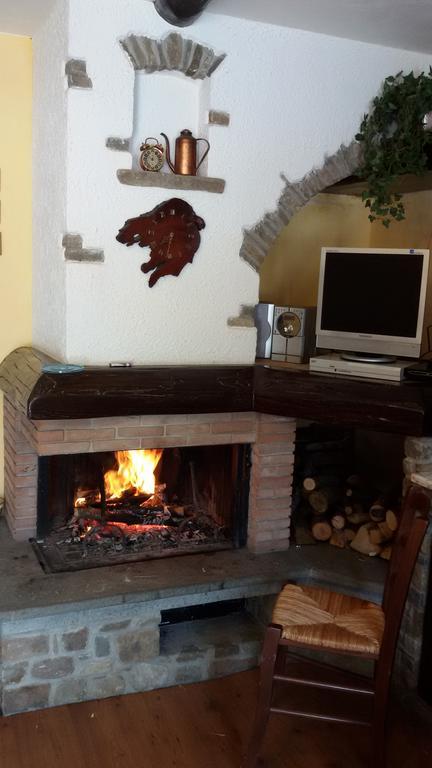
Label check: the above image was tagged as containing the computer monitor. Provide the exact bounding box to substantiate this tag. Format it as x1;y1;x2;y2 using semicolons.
316;247;429;360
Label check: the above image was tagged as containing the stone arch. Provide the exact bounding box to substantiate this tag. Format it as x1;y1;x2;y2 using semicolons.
228;141;362;327
120;32;225;79
107;33;226;154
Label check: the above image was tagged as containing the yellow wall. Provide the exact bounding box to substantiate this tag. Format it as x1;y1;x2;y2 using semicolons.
259;193;371;307
0;34;32;497
260;189;432;353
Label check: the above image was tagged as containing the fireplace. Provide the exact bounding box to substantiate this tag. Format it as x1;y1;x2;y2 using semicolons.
33;443;250;572
0;347;296;563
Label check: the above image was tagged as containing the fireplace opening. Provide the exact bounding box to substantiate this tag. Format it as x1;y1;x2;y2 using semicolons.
33;443;250;572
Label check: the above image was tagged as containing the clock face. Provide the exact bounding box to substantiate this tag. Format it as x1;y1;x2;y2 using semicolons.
140;146;164;172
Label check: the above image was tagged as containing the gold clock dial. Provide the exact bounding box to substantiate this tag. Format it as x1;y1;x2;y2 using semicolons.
140;145;164;172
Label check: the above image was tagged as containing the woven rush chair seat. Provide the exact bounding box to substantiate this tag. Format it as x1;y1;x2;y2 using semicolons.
272;583;385;656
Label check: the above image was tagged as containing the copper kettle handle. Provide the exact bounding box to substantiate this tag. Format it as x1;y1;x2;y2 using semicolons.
195;138;210;171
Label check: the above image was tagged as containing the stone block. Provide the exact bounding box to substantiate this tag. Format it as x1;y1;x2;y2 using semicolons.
117;629;159;663
63;628;89;651
32;657;74;680
2;634;49;662
176;645;209;662
214;643;240;658
65;59;92;89
79;659;112;677
3;684;50;715
86;675;126;700
208;110;230;126
405;437;432;462
106;137;131;153
209;656;258;678
3;662;28;685
132;661;173;692
100;620;131;632
53;678;87;707
175;662;208;685
95;636;111;657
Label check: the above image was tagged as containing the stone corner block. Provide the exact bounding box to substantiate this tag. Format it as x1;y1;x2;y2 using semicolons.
63;233;104;263
106;136;131;153
227;305;256;328
208;110;230;126
65;59;93;89
2;684;50;715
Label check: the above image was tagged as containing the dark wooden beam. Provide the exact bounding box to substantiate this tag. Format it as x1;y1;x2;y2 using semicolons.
153;0;213;26
253;365;432;436
28;365;254;420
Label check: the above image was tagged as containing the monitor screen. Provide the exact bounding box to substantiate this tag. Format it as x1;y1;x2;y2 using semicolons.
320;250;424;338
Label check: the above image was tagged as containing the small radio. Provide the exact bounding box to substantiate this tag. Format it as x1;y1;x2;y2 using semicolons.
254;303;316;363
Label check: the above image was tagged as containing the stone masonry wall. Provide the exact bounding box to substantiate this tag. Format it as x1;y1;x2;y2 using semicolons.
3;401;295;554
0;598;262;716
395;437;432;689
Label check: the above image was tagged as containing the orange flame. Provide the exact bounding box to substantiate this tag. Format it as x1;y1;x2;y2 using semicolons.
104;449;163;500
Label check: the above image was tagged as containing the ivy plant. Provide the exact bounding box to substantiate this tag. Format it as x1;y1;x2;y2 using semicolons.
355;69;432;227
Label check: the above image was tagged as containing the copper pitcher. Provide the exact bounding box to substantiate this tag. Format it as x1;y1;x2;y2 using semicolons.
160;129;210;176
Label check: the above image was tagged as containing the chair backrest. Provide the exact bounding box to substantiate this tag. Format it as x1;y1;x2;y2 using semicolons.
378;483;431;676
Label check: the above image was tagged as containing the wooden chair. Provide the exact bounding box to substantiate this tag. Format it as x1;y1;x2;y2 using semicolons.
244;482;431;768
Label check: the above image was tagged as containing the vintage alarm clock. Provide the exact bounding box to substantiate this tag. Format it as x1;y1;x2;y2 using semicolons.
139;137;165;172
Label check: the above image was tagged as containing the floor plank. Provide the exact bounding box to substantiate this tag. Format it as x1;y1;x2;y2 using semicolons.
0;670;431;768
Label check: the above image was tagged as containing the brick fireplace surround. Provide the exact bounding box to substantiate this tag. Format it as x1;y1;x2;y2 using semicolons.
0;347;430;717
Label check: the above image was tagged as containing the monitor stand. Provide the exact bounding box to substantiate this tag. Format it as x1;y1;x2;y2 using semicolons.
340;351;397;364
309;352;410;381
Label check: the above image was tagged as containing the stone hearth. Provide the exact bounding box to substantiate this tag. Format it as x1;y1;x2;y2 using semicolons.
0;522;385;716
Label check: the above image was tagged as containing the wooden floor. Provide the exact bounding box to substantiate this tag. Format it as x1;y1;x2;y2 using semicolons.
0;670;431;768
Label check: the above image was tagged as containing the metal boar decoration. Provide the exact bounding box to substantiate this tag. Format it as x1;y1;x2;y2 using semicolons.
116;198;205;287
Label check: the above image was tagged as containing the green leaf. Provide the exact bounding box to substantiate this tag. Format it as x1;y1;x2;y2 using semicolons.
355;68;432;226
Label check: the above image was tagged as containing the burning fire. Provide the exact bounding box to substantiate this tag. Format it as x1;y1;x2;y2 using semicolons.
104;449;163;500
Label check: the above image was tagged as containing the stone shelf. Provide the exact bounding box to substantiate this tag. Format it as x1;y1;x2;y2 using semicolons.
325;170;432;197
117;169;225;194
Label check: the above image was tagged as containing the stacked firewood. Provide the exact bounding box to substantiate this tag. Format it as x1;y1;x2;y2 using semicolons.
301;474;398;559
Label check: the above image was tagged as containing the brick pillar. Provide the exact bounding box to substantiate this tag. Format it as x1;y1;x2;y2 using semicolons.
248;414;295;554
3;398;38;540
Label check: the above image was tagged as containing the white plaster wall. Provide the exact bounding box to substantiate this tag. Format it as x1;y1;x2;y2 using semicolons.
37;0;432;365
32;0;68;360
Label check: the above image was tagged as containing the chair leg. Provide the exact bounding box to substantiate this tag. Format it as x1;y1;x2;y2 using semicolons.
243;625;281;768
371;682;390;768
